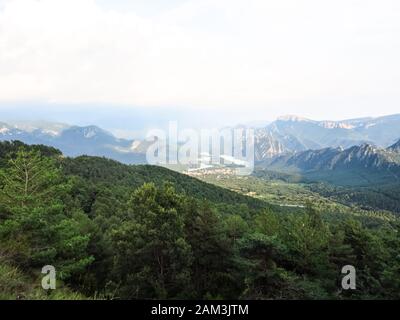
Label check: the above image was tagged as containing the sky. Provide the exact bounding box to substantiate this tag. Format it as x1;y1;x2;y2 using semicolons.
0;0;400;136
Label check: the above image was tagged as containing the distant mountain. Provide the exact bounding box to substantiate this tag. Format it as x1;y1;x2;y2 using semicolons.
2;114;400;166
270;144;400;170
0;121;147;164
254;114;400;160
261;143;400;186
388;139;400;152
5;120;69;136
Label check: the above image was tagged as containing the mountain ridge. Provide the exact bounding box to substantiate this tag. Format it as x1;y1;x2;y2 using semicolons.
254;113;400;160
2;114;400;165
0;121;146;164
260;142;400;186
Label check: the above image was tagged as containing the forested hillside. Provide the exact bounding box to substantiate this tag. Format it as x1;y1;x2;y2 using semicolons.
1;141;400;300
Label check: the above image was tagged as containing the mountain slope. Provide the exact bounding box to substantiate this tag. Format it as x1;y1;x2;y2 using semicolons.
262;143;400;186
388;139;400;152
62;155;268;211
0;140;267;212
0;122;147;164
2;114;400;165
254;114;400;160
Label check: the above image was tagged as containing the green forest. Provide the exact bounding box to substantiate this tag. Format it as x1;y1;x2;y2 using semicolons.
0;141;399;300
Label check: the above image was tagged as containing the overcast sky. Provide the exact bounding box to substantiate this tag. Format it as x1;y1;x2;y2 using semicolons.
0;0;399;127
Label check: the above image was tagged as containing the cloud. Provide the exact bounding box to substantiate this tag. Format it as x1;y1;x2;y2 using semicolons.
0;0;399;119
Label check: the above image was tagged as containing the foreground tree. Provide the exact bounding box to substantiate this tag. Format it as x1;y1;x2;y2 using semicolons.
184;202;241;299
0;148;93;280
111;183;192;299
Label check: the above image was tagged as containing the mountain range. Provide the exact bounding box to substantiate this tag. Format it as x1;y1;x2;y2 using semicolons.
1;114;400;169
260;141;400;186
0;121;146;164
254;113;400;160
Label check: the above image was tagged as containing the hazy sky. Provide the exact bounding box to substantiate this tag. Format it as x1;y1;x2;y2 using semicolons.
0;0;399;127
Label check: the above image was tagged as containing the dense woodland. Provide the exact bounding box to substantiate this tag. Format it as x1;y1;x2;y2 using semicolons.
253;168;400;214
0;141;400;299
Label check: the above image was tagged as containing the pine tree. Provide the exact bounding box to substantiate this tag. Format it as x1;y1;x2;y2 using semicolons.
183;201;240;298
0;148;93;280
111;183;192;299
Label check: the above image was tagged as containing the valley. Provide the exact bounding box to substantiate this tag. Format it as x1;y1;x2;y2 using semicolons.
185;167;398;223
2;0;400;304
1;114;400;300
